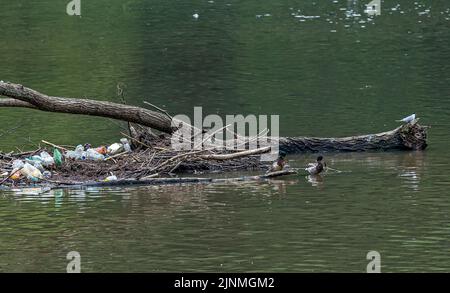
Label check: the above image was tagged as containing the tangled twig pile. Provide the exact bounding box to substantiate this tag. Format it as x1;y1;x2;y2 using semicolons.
60;147;269;181
0;140;271;188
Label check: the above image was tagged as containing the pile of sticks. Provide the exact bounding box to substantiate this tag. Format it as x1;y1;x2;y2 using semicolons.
0;141;272;187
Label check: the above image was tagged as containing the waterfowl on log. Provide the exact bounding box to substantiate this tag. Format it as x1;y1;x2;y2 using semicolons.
396;113;416;124
268;151;287;173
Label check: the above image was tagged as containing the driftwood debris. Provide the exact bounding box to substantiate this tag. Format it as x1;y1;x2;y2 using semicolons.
0;170;297;194
51;170;298;189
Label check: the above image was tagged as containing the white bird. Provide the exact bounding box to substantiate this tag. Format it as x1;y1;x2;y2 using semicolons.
396;113;416;123
193;13;199;19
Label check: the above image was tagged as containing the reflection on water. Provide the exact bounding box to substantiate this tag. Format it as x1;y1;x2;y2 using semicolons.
1;151;449;272
293;152;427;191
394;152;426;192
306;175;324;188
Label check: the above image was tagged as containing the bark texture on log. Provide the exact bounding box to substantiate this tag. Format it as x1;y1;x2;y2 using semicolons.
0;81;174;133
0;98;37;108
279;120;428;153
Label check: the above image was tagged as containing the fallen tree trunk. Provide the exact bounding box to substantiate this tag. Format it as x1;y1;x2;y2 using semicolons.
0;170;297;193
280;120;428;153
0;81;174;133
0;81;428;153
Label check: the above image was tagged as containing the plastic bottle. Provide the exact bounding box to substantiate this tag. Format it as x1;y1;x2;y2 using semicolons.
25;157;41;167
75;144;84;153
107;143;123;155
10;170;22;181
33;162;45;172
12;159;24;171
104;175;118;182
74;145;86;160
40;151;55;167
65;145;85;160
10;160;24;181
120;138;132;152
65;150;76;159
53;149;63;167
27;155;43;164
21;163;43;182
95;146;107;155
86;149;105;161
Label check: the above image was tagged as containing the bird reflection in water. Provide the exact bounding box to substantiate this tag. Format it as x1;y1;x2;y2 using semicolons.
306;174;325;188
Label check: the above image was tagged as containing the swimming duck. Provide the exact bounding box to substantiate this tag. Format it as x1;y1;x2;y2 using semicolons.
305;156;326;175
268;151;287;173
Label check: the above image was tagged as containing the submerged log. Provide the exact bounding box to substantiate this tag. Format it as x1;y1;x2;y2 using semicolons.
48;170;298;190
0;170;297;192
0;81;428;153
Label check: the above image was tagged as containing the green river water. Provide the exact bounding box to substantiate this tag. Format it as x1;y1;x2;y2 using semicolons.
0;0;450;272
